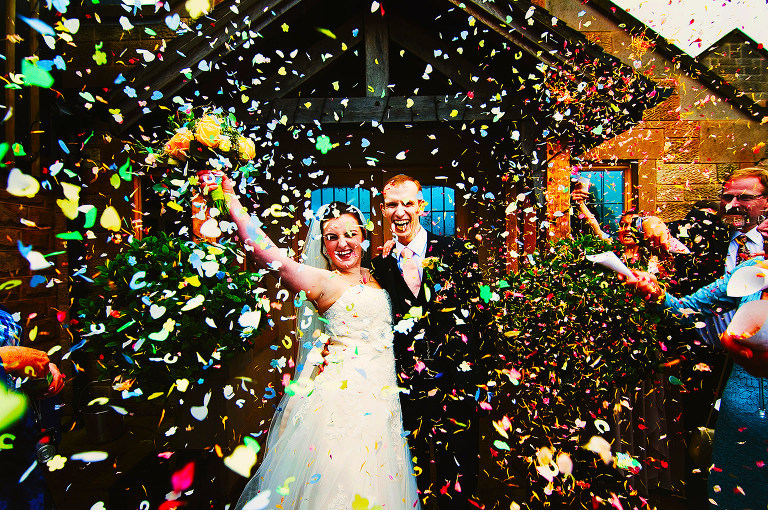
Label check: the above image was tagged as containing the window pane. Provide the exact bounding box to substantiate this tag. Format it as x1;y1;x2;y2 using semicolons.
310;188;372;223
421;185;455;235
578;169;625;235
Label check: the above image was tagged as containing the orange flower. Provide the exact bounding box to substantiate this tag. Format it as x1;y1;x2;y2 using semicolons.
164;127;193;160
237;136;256;161
195;115;223;147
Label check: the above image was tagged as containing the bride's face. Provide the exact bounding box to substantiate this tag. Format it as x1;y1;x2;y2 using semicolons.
322;213;365;271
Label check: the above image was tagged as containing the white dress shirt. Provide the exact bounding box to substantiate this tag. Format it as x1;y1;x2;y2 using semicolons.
725;226;764;272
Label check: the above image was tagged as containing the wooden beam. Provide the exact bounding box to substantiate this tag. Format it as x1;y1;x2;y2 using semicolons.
250;14;364;100
388;13;498;97
116;0;301;129
364;8;389;98
240;94;518;124
447;0;562;67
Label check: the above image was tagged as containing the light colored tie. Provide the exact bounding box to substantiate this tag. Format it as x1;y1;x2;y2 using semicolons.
400;247;421;297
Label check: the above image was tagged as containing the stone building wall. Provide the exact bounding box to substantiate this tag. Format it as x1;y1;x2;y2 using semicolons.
546;0;768;223
699;32;768;107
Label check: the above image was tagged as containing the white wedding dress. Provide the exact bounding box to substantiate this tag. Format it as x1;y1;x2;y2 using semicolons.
234;285;421;510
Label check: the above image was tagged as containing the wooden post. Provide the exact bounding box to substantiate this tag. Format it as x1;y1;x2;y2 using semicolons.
5;0;16;159
131;176;143;240
546;141;571;241
364;7;389;98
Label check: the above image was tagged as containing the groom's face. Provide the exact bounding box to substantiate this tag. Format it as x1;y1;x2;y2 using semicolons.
381;181;425;245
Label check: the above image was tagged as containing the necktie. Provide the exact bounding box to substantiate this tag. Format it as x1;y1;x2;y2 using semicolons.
401;247;421;297
736;234;750;264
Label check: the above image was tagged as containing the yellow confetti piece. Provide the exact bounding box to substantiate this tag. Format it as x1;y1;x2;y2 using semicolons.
100;206;121;231
6;168;40;198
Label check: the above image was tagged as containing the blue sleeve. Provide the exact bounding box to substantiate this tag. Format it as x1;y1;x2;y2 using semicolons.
661;260;762;325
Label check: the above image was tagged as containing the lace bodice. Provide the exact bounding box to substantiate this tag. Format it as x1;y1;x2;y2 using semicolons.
323;285;394;352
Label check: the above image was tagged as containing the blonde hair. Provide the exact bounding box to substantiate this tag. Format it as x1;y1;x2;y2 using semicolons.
724;167;768;192
383;174;422;193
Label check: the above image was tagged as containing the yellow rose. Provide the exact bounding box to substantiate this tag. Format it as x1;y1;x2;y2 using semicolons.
237;136;256;161
194;115;223;147
164;127;194;161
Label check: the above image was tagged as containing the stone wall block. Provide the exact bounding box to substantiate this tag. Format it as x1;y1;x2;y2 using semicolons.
662;138;700;163
684;184;721;202
655;185;685;202
717;163;739;181
643;94;680;121
656;202;693;222
656;163;716;185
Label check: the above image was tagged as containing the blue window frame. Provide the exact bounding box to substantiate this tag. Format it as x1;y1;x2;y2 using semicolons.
420;185;455;236
579;169;625;234
310;185;456;235
310;188;372;222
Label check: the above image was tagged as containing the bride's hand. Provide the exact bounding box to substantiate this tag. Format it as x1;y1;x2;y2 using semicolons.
197;170;235;195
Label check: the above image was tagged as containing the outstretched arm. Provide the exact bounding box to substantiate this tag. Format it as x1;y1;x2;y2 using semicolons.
572;189;609;240
198;171;328;302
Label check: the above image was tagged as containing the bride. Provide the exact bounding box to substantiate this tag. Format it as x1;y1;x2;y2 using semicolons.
197;171;421;510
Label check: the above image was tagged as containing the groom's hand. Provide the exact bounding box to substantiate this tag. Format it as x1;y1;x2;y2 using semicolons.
379;239;396;258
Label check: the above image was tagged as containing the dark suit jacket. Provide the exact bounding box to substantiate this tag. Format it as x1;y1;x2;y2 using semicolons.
371;232;493;401
667;209;730;295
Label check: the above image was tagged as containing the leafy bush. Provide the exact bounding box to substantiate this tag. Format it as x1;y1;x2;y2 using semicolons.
77;232;269;398
487;235;660;508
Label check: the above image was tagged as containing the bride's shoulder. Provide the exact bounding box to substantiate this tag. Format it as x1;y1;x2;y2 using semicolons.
362;268;383;290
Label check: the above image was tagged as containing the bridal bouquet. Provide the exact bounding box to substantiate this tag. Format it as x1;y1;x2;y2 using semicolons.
145;106;261;240
162;110;256;169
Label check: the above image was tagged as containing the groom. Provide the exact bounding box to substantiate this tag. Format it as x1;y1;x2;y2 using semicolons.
370;174;493;509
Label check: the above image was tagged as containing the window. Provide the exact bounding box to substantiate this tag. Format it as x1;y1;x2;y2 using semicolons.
310;187;372;222
310;184;456;236
578;167;626;234
420;185;455;235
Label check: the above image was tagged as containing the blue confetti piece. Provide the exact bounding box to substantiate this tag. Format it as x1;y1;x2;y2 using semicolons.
70;339;86;353
36;60;54;71
18;15;55;36
58;140;70;154
151;90;163;100
53;56;66;70
29;275;47;288
114;73;126;84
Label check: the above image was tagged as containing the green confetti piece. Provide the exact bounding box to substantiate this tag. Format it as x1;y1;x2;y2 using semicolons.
56;232;84;240
79;91;95;103
668;375;683;386
110;173;121;189
0;143;8;162
244;436;261;454
493;440;510;451
118;159;132;181
117;319;136;332
144;28;157;36
21;60;54;88
81;205;97;228
12;143;26;156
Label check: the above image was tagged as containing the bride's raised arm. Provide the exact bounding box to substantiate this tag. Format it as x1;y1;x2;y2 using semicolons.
198;171;328;303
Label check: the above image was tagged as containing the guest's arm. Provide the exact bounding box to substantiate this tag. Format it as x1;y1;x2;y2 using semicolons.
571;189;610;240
197;171;328;302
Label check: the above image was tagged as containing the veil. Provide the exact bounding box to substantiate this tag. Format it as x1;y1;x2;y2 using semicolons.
261;202;368;453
